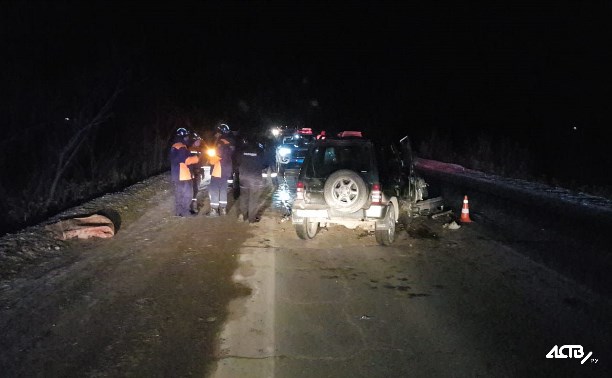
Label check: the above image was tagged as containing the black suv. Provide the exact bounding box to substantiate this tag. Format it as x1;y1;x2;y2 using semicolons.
291;133;441;245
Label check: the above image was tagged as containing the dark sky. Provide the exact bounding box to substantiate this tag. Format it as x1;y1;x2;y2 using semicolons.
2;1;612;167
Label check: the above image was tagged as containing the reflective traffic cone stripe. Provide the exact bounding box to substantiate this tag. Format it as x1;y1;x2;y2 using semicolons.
460;195;472;223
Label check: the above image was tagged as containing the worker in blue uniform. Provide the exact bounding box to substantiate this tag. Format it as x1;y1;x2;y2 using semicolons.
169;128;200;216
235;138;269;223
207;124;235;216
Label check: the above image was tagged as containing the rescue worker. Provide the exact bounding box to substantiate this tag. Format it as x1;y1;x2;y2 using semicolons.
235;138;269;223
170;127;200;217
207;124;235;216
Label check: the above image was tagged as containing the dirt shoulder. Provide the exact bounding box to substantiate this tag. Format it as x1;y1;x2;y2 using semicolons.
0;174;252;377
0;175;172;282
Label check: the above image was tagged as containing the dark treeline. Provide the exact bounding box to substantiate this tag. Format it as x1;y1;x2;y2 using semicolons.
0;2;325;235
2;1;612;234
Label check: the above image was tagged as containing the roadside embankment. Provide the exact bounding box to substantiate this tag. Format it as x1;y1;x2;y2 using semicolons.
415;158;612;297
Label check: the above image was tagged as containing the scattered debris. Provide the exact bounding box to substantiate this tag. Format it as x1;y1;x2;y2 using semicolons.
407;293;430;298
443;221;461;230
431;209;453;219
360;314;373;320
407;223;438;239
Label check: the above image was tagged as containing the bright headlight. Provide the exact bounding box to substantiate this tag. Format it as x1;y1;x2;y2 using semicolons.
278;147;291;156
206;148;217;157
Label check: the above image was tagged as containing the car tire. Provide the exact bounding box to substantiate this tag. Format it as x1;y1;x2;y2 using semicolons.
295;217;319;240
323;170;369;213
375;205;396;246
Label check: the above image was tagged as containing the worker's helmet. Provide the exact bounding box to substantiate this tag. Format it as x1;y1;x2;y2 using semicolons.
175;127;190;143
216;123;230;134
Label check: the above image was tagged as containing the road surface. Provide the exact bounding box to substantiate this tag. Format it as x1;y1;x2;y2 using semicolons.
1;173;610;377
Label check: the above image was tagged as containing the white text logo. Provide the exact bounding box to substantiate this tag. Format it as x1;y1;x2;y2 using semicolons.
546;345;597;364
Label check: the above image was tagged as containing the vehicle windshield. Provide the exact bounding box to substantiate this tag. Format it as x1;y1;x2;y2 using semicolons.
282;134;315;148
306;143;372;178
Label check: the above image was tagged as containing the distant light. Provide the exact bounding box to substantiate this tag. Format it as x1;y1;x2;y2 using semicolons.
271;128;280;137
278;147;291;156
206;148;216;157
573;126;577;131
64;117;70;121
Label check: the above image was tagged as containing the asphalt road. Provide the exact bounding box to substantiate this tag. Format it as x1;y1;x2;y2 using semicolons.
213;175;611;377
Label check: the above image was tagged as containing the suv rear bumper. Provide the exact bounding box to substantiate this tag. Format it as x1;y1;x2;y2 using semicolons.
291;204;392;231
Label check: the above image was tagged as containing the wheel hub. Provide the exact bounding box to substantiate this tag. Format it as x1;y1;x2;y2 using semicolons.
334;179;358;204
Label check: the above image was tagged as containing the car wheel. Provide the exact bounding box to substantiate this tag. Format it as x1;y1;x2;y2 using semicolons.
323;170;368;213
295;217;319;240
375;205;396;246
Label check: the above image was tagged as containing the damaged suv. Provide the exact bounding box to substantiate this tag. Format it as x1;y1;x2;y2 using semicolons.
291;132;442;245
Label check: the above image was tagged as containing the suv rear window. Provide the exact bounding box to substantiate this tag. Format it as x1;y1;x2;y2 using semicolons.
304;143;372;178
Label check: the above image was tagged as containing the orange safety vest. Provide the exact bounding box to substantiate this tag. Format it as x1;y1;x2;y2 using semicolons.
209;155;222;177
210;138;231;178
173;143;199;181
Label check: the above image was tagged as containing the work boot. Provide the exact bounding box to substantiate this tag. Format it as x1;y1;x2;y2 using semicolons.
219;207;227;216
207;208;219;217
190;199;199;214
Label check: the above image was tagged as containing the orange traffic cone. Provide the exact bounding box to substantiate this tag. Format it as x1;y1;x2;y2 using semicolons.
460;195;472;223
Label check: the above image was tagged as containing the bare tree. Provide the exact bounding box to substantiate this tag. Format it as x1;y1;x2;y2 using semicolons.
43;86;122;211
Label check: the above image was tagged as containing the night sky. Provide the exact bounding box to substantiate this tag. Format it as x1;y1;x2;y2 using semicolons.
2;1;612;184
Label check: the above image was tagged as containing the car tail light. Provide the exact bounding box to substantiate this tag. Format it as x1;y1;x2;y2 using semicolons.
371;183;381;205
296;181;304;200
